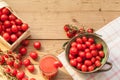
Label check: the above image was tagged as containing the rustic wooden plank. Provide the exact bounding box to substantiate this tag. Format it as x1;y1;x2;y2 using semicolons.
4;0;120;12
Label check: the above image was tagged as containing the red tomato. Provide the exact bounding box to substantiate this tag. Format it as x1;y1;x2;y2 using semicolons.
91;50;98;57
77;44;82;50
15;19;22;25
0;56;5;65
10;34;17;42
88;37;94;43
91;57;95;63
19;47;27;55
5;28;12;34
13;60;22;69
4;20;11;28
16;31;23;37
11;25;18;33
0;25;2;33
79;51;85;58
68;53;75;60
54;61;63;68
70;59;77;67
6;58;14;66
33;41;41;49
96;43;103;50
84;48;90;53
10;20;16;25
27;65;35;73
85;41;91;47
85;52;92;59
82;36;87;43
76;38;83;44
99;51;104;58
76;57;82;63
29;52;38;60
71;42;77;47
9;14;16;21
70;47;78;55
88;66;94;71
16;71;25;79
21;39;29;46
81;65;87;72
77;63;82;70
66;31;73;38
89;44;96;50
84;60;92;66
96;56;101;61
0;14;8;21
10;69;17;76
2;7;10;15
81;44;87;50
87;28;94;33
23;59;31;67
2;32;10;41
64;25;69;32
21;23;28;31
95;60;101;67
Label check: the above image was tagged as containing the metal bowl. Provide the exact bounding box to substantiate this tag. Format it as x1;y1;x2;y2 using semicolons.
65;33;112;73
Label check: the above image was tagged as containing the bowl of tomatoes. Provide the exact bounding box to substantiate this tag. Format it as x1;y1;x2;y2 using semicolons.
64;33;112;73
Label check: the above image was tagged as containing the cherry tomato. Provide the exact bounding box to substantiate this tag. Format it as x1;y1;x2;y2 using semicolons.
79;51;85;58
11;25;18;33
10;34;18;42
70;47;78;55
89;44;96;50
5;28;12;34
10;20;16;25
81;65;87;72
15;19;22;25
95;60;101;67
84;48;90;53
91;50;98;57
64;24;69;32
16;71;25;79
70;59;77;67
84;60;92;66
27;65;35;73
21;23;28;31
96;43;103;50
0;25;2;33
88;66;94;71
91;57;95;63
77;63;82;70
6;58;14;66
21;39;29;46
71;42;77;47
19;47;27;55
85;41;91;47
2;7;10;15
54;61;63;68
85;52;92;59
9;14;16;21
33;41;41;49
77;44;82;50
23;59;31;67
16;31;23;37
81;44;87;50
29;51;38;60
13;60;22;69
4;20;11;28
10;69;17;76
76;38;83;44
0;56;5;65
0;14;8;21
87;28;94;33
66;31;73;38
82;36;87;43
68;53;75;60
88;37;94;44
96;56;101;61
99;51;104;58
2;32;10;41
76;57;82;63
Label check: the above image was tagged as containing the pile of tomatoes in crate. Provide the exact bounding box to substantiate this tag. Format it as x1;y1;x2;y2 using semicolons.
0;40;41;80
0;7;28;44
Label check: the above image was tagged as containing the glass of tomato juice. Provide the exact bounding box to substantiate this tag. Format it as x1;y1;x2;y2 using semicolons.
39;54;59;80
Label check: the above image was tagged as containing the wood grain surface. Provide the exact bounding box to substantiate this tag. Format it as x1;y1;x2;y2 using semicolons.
2;0;120;80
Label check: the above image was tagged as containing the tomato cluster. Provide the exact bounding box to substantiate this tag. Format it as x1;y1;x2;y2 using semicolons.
64;24;94;38
0;7;28;44
0;40;42;79
68;36;104;72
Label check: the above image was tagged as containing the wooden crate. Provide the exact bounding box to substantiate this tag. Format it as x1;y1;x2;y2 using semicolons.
0;0;31;51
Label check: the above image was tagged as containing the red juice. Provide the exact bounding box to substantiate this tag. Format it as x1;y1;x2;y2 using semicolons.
39;55;58;80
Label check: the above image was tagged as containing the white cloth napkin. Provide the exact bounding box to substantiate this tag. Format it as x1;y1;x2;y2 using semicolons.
58;17;120;80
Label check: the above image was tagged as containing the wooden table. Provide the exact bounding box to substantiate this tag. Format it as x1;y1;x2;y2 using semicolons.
3;0;120;80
